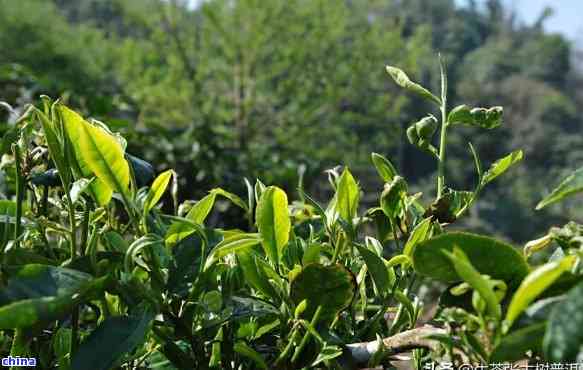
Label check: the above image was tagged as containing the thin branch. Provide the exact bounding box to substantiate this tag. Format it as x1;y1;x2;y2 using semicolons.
345;325;446;364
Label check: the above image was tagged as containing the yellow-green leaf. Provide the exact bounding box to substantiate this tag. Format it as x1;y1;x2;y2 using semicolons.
504;255;576;331
443;247;501;319
78;117;130;198
204;233;261;270
256;186;290;264
335;168;359;222
481;150;523;186
536;167;583;210
386;66;441;105
143;170;173;215
58;105;113;205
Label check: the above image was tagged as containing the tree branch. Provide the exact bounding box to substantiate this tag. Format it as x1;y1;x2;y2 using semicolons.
345;325;446;365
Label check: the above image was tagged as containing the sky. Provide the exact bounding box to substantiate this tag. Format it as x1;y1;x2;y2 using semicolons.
460;0;583;42
188;0;583;43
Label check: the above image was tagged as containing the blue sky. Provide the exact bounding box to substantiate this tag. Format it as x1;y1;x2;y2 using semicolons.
459;0;583;42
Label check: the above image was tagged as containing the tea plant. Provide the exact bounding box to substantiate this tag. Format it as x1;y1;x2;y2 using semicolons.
0;57;582;370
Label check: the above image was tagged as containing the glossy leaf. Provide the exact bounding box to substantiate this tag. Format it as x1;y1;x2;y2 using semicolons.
385;66;440;105
0;264;91;302
536;167;583;210
78;114;130;198
233;342;267;370
442;247;501;319
290;264;355;323
126;153;155;188
165;217;205;246
403;217;433;257
58;105;113;205
0;296;79;329
371;152;398;182
481;150;523;186
380;176;407;219
412;232;529;287
186;188;248;225
357;246;392;296
504;255;576;330
204;233;262;269
71;310;153;370
0;273;108;329
544;280;583;362
335;168;360;222
143;169;173;215
237;252;280;301
69;178;93;204
35;109;69;186
256;186;291;264
490;323;546;362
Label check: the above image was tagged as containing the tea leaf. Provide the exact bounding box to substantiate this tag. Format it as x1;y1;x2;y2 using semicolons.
536;167;583;210
78;116;130;199
36;109;69;186
335;167;360;222
237;252;280;301
412;232;529;287
71;310;153;370
205;233;262;269
186;188;248;225
544;280;583;362
357;246;392;296
371;152;398;182
233;342;267;370
505;255;577;331
144;169;173;215
58;105;113;205
442;247;501;319
70;178;93;205
290;264;355;323
256;186;291;264
481;150;523;186
385;66;440;105
490;322;546;362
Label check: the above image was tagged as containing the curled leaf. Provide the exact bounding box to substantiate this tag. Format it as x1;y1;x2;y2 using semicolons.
385;66;440;105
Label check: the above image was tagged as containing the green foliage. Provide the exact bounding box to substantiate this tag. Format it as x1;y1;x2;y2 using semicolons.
1;1;583;366
412;232;529;286
544;281;583;362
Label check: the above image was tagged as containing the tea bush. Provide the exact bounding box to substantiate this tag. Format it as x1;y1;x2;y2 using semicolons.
0;59;582;369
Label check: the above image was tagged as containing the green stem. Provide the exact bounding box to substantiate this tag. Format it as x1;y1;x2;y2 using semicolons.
13;145;23;249
10;328;28;360
71;308;79;354
291;305;323;363
275;325;301;366
437;56;448;199
79;202;91;257
66;190;77;259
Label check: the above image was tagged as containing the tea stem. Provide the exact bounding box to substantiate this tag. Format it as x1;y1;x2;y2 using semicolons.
437;55;448;199
13;144;23;249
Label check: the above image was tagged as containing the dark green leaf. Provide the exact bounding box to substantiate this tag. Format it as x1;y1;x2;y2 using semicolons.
357;246;392;297
544;280;583;362
412;232;529;288
290;264;355;323
491;323;546;362
71;310;153;370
